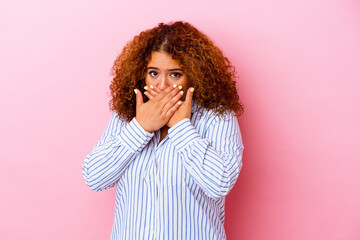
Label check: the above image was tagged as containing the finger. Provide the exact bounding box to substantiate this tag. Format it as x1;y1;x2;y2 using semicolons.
150;85;161;94
165;100;182;117
144;91;154;100
151;84;179;94
162;90;184;113
159;85;182;106
154;84;178;101
134;89;144;107
145;85;159;98
185;87;194;106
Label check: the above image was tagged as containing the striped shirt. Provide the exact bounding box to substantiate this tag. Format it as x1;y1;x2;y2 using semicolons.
82;101;244;240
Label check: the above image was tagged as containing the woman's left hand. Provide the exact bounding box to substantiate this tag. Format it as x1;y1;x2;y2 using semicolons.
144;85;194;128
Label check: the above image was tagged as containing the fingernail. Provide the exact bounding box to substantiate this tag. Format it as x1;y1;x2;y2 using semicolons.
180;91;184;95
150;85;154;89
144;86;148;90
134;89;138;94
190;87;195;92
178;86;183;90
173;84;177;88
178;101;182;105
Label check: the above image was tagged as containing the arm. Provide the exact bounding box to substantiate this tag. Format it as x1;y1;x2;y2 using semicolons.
82;113;154;192
168;112;244;199
83;85;184;192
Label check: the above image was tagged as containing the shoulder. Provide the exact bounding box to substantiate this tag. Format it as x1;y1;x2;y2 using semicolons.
104;112;128;135
192;101;238;133
193;100;236;122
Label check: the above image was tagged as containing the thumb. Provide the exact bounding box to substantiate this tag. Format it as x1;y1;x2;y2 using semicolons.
185;87;194;106
134;89;144;107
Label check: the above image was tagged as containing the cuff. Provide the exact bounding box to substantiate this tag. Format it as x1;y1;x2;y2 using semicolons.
118;117;154;152
168;118;201;152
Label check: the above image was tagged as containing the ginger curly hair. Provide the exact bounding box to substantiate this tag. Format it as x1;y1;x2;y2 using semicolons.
109;21;244;122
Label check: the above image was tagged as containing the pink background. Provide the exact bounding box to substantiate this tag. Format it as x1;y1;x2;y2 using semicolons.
1;0;359;239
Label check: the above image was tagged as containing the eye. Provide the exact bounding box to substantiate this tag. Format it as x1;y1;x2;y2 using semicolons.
170;72;182;78
149;71;158;77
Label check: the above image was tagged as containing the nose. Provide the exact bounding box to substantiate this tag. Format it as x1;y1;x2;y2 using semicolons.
157;75;169;90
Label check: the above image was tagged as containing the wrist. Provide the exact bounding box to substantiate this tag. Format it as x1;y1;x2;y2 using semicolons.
135;117;154;133
167;117;187;128
168;119;201;151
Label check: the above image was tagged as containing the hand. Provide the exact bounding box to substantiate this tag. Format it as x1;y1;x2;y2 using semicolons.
134;85;183;132
167;87;194;128
143;85;194;128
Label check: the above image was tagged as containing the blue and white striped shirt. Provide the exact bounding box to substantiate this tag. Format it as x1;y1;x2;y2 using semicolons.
82;101;244;240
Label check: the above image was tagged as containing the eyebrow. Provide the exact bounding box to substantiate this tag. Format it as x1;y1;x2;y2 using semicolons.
147;67;183;71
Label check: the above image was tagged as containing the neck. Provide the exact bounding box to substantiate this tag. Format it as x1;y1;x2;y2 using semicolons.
160;126;169;141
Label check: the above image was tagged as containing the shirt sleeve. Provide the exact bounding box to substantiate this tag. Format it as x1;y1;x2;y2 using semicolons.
82;113;154;192
167;112;244;199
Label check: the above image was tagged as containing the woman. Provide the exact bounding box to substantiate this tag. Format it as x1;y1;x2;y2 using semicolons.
82;21;244;240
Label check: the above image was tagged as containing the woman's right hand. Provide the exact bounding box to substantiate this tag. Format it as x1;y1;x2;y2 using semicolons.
134;84;184;133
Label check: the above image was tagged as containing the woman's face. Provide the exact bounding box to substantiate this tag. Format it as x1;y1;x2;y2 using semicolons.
145;51;189;96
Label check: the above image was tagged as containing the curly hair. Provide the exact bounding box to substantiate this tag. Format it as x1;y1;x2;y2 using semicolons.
109;21;244;122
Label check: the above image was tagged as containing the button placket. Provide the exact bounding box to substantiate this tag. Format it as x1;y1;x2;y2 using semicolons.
153;130;165;239
154;148;160;239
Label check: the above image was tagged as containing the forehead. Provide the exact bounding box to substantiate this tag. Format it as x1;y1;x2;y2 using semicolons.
147;51;181;69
